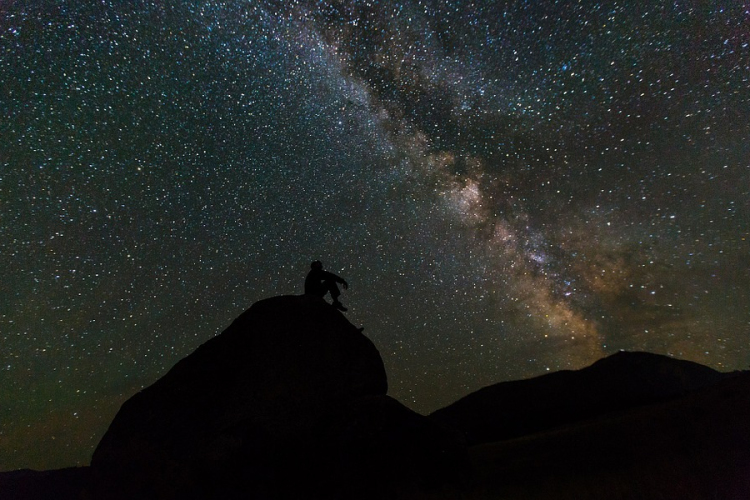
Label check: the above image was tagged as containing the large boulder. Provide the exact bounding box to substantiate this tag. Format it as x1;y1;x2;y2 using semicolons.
90;295;466;499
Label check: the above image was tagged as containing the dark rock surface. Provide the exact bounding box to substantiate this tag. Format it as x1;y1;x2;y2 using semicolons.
89;295;466;499
8;297;746;500
0;468;90;500
467;370;750;500
430;350;730;446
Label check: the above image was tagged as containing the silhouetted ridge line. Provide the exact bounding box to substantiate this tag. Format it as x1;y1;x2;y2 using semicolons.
430;350;730;446
3;343;748;500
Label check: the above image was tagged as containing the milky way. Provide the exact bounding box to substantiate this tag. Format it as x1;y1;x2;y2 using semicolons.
1;0;749;470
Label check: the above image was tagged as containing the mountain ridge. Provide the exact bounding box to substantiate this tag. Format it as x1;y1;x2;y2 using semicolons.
430;350;731;446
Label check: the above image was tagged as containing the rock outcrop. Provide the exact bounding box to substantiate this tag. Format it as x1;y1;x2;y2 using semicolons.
89;295;466;499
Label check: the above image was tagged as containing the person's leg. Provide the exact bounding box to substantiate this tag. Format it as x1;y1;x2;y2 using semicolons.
323;279;346;311
324;279;341;300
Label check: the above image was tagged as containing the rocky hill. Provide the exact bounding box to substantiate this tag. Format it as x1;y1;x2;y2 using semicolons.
466;369;750;499
430;350;730;445
2;296;749;500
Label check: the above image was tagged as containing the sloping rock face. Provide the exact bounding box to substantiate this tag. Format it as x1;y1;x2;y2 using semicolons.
90;295;466;499
466;371;750;500
431;351;729;446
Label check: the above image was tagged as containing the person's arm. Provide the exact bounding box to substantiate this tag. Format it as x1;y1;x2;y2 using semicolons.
323;271;349;289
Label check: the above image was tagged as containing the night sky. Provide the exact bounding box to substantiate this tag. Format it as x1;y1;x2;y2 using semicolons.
1;0;749;471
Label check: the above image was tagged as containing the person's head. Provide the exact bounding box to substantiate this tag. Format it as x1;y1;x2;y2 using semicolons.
311;260;323;270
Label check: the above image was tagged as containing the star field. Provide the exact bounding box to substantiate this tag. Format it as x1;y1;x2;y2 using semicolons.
1;0;749;470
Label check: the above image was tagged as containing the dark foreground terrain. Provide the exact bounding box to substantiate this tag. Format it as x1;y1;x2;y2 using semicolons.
467;370;750;499
3;296;749;499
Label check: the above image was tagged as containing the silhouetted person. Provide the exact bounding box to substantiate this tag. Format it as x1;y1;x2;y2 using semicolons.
305;260;349;311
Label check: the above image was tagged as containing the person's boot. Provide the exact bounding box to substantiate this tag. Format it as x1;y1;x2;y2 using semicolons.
332;300;347;312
